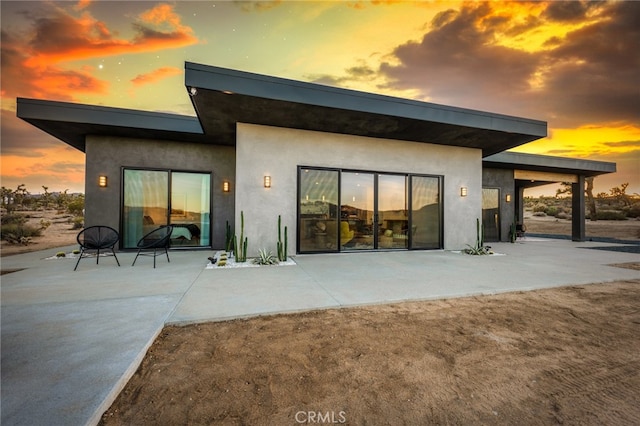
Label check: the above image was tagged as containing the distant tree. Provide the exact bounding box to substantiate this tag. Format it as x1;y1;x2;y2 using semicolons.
585;177;597;221
610;183;631;206
55;189;69;210
13;184;29;209
555;182;572;197
1;187;13;211
40;186;53;209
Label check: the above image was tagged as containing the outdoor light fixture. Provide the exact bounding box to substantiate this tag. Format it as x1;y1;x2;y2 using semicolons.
460;187;467;197
264;175;271;188
223;181;230;193
98;175;108;188
189;87;197;96
506;194;512;203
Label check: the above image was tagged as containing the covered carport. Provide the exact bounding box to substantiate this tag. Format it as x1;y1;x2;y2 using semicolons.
483;152;616;241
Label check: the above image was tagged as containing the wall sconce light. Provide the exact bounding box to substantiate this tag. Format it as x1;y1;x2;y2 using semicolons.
460;187;467;197
264;175;271;188
223;181;230;193
506;194;512;203
98;175;108;188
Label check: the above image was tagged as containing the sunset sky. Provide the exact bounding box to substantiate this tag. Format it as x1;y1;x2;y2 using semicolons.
1;0;638;196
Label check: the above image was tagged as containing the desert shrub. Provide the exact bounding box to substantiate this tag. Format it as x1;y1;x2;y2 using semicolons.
533;203;547;213
71;217;84;230
1;223;42;244
67;199;84;216
1;213;27;225
39;219;51;230
594;210;627;220
532;211;546;217
623;203;640;218
56;252;66;258
545;206;559;217
556;212;571;220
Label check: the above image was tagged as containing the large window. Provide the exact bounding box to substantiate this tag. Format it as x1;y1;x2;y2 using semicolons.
298;167;441;253
410;175;442;249
298;168;339;252
122;169;211;249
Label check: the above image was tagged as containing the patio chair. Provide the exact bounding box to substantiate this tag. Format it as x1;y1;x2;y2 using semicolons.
132;225;173;268
516;223;527;239
74;226;121;271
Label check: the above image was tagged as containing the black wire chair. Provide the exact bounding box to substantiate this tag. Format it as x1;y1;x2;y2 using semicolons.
74;226;121;271
131;225;173;268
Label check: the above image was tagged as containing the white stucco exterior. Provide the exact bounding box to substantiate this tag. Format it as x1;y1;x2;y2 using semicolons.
235;123;482;255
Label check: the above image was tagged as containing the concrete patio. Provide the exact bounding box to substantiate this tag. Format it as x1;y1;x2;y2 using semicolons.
1;238;639;426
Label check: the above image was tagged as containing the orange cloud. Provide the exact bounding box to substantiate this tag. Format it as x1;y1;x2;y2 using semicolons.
1;3;199;103
24;5;198;68
131;67;183;87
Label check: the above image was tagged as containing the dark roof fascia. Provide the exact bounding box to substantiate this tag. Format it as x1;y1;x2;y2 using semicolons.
16;98;206;152
483;151;616;176
184;62;547;141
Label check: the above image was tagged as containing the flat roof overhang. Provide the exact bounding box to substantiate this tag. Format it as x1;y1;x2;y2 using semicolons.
484;152;616;188
185;62;548;157
16;98;209;152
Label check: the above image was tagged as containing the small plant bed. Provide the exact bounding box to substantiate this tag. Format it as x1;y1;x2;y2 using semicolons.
206;250;296;269
44;249;82;260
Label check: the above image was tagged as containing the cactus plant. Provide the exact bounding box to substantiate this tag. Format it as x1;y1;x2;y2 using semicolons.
465;218;491;255
225;220;233;252
234;211;248;262
277;215;288;262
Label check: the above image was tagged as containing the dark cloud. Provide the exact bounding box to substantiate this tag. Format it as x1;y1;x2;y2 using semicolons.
377;1;639;127
543;0;593;22
540;1;640;126
379;2;540;116
603;140;640;148
307;62;377;86
0;109;62;156
235;1;282;12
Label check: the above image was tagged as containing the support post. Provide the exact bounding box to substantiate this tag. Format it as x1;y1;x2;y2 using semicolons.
572;175;586;241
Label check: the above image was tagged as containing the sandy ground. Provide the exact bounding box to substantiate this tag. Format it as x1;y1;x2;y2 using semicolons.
100;279;640;425
524;215;640;241
0;210;79;257
4;210;640;424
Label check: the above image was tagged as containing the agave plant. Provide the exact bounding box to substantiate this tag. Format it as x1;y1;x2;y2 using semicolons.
253;248;279;265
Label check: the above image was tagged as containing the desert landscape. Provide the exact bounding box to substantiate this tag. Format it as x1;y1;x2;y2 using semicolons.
2;204;639;425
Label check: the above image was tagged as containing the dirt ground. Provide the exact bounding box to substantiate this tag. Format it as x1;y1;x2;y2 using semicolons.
0;210;79;257
524;215;640;241
100;278;640;425
4;210;640;424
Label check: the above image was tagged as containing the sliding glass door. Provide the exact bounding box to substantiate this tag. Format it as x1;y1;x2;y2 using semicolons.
298;168;339;252
341;172;374;250
122;169;211;249
378;174;408;249
298;167;441;253
410;175;442;249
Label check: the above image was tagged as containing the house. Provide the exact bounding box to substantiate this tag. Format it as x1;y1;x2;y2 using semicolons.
17;62;615;255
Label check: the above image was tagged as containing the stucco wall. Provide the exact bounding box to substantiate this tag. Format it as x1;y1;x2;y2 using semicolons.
85;136;235;249
235;123;482;254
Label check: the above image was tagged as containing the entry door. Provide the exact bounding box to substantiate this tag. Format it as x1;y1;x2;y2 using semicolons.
482;188;500;242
